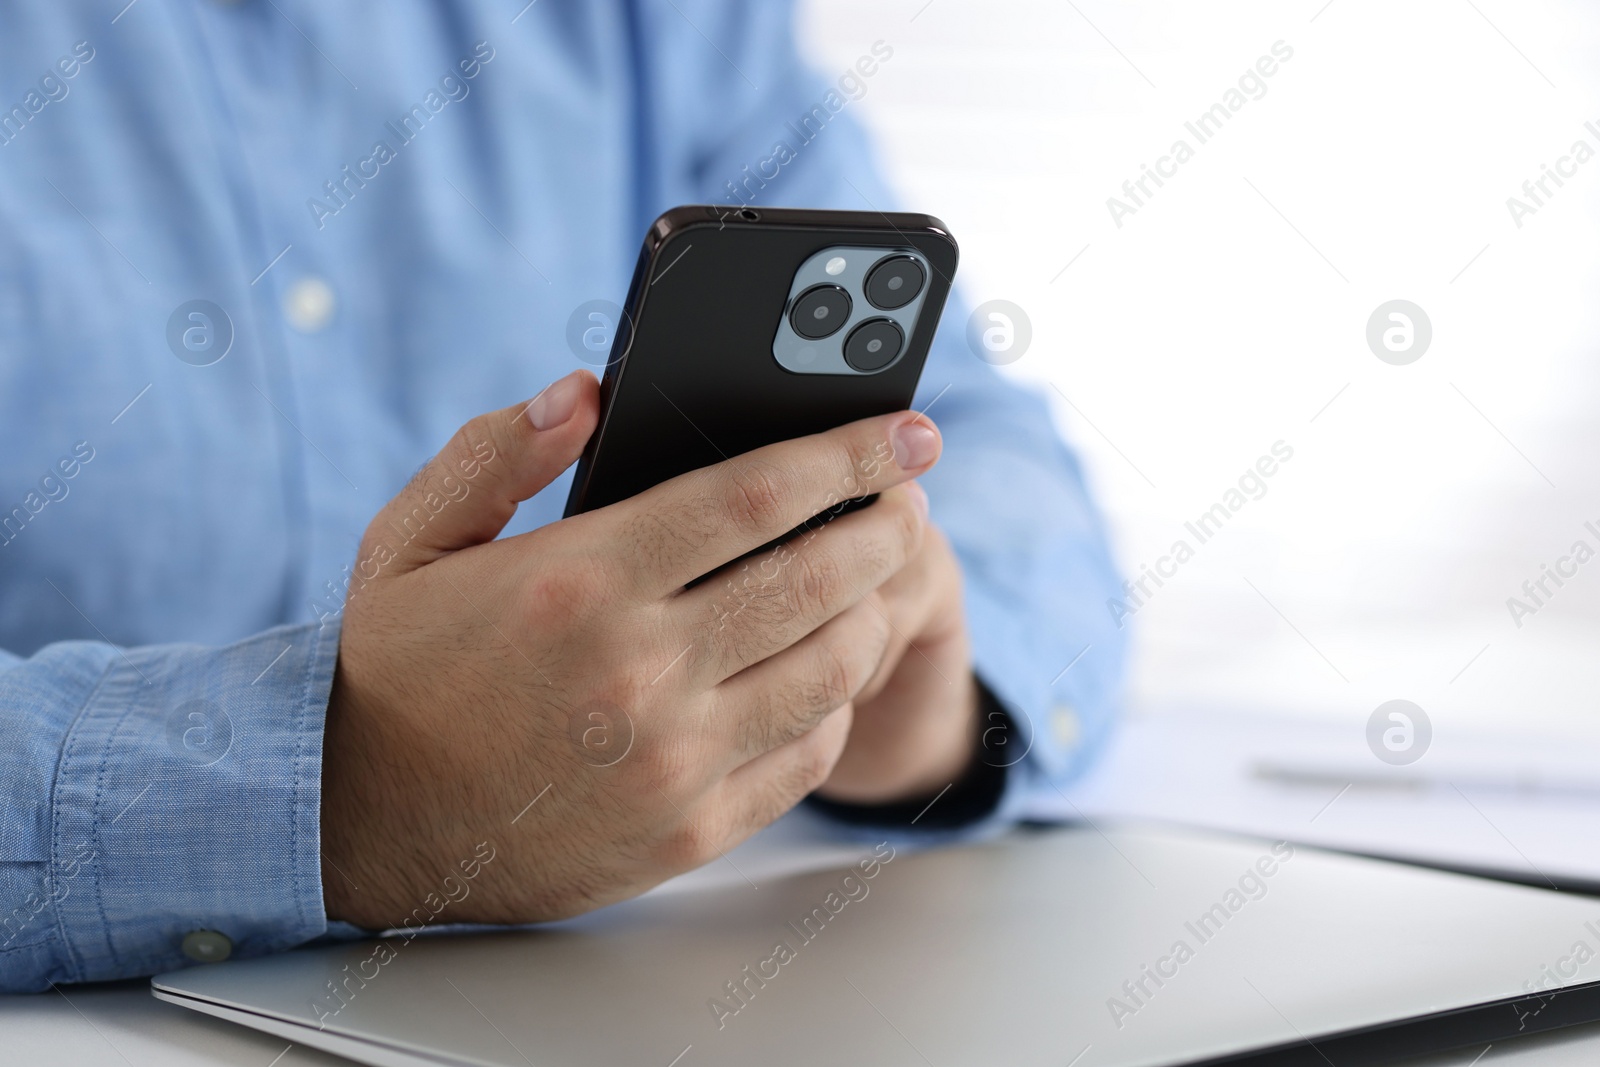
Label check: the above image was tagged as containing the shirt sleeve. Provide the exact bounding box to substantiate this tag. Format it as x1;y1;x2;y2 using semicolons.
0;620;339;993
636;0;1130;838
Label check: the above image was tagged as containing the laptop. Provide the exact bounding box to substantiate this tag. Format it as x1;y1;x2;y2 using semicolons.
152;824;1600;1066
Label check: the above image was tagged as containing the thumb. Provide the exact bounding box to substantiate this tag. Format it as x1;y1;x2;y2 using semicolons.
361;369;599;576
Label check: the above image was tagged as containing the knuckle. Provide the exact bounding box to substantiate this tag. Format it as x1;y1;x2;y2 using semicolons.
798;745;836;793
749;674;840;755
523;566;593;621
521;556;630;639
841;530;892;587
652;821;710;871
783;733;840;798
813;639;860;705
725;461;790;533
456;413;507;477
461;411;497;448
711;579;788;669
837;436;877;498
857;597;895;659
397;412;503;515
745;633;866;754
786;548;847;615
892;493;926;558
735;704;783;760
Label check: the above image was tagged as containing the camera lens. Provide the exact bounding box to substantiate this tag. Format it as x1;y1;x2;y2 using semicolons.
843;318;904;372
863;255;925;310
789;285;852;340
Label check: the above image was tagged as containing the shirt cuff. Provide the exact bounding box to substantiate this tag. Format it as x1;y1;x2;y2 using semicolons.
43;619;339;986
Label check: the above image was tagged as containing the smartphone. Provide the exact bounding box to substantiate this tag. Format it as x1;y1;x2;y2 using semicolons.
563;205;959;527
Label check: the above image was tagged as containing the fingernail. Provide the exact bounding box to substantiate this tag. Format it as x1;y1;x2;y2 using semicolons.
890;418;940;469
905;481;929;521
527;372;581;431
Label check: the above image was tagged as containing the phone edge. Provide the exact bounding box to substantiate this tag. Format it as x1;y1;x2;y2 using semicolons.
562;205;957;518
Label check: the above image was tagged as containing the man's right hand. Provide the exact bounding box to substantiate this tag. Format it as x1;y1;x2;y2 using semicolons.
319;368;942;929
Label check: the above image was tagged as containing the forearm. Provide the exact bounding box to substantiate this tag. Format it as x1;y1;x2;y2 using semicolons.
0;622;338;992
928;372;1129;799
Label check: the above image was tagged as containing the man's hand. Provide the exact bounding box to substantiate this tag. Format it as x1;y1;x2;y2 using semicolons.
812;519;982;806
319;369;943;929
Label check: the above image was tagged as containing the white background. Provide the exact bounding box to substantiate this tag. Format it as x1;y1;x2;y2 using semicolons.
800;0;1600;742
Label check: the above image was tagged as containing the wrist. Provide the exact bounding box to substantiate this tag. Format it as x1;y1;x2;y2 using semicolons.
319;657;413;929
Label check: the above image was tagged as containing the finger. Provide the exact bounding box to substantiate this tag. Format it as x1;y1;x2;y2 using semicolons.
616;410;942;596
853;521;955;704
709;593;893;764
713;702;855;846
360;370;599;575
678;484;926;683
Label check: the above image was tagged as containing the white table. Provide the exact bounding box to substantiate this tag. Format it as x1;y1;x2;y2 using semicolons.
10;808;1600;1066
10;978;1600;1067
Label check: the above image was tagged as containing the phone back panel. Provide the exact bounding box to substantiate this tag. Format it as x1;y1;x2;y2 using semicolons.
563;206;958;516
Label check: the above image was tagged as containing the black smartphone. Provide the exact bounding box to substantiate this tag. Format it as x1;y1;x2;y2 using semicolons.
563;205;959;523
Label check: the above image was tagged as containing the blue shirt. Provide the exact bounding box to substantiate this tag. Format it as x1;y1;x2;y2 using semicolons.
0;0;1124;993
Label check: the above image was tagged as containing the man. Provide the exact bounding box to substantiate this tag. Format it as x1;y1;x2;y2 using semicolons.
0;1;1122;992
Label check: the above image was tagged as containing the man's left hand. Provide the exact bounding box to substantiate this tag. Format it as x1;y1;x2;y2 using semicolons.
812;508;981;805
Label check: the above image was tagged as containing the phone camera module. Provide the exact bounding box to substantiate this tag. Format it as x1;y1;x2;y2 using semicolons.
863;255;925;310
843;318;904;372
789;285;852;340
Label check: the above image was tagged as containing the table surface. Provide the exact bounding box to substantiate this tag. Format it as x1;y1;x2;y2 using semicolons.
9;810;1600;1067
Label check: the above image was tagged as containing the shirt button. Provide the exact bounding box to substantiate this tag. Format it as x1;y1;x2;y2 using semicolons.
1050;704;1081;749
181;929;233;963
283;276;336;333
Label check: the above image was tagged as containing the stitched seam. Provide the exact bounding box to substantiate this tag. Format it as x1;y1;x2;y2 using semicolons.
47;653;117;984
88;666;145;973
293;622;330;939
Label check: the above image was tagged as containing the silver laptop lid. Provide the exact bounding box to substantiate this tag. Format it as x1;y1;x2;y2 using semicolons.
153;825;1600;1066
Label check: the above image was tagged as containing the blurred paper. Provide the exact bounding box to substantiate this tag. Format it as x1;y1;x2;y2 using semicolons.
1035;710;1600;891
